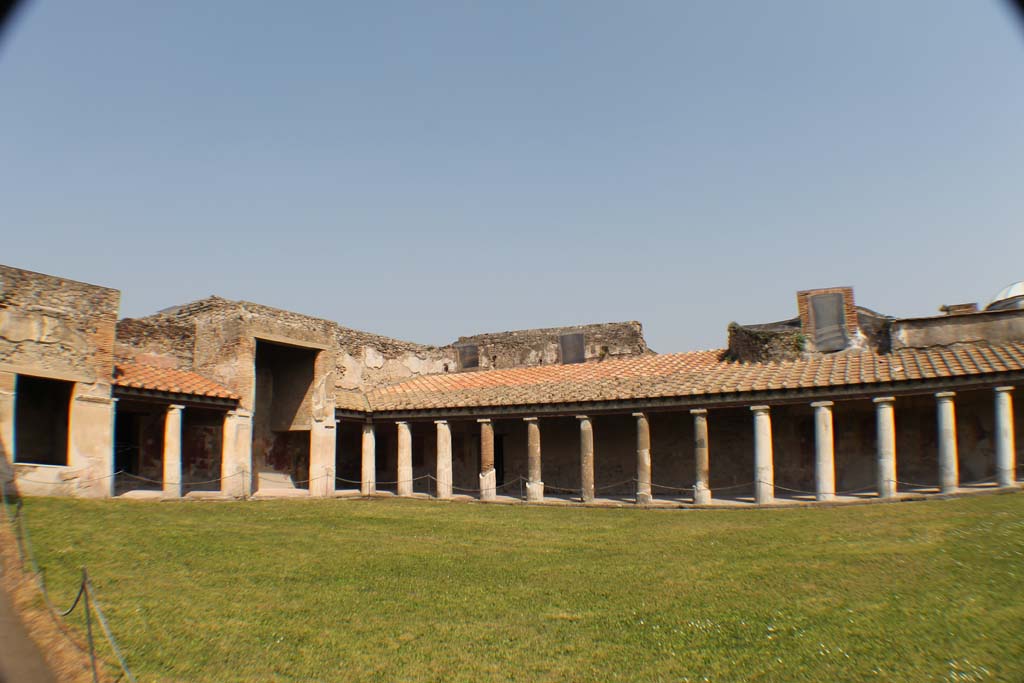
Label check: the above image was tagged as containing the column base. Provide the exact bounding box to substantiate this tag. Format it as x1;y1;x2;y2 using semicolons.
397;477;413;497
636;491;652;504
526;480;544;502
479;469;496;500
693;485;711;505
815;492;835;502
361;483;376;496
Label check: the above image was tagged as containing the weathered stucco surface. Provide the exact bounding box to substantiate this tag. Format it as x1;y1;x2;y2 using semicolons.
892;309;1024;350
3;263;1023;503
0;266;119;497
454;321;650;370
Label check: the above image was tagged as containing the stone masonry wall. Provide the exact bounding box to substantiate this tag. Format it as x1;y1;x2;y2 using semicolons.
0;265;119;497
1;265;119;382
454;321;649;370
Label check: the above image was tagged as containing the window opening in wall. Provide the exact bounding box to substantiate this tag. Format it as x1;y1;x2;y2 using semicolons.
456;344;479;370
560;333;585;364
14;375;73;466
810;293;848;352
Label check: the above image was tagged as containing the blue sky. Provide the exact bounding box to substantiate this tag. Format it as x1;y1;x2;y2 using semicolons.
2;1;1022;351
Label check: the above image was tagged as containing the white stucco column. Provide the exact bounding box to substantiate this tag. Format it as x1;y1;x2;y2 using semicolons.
936;392;958;493
577;416;594;503
361;421;376;496
478;419;496;501
309;410;336;498
221;409;253;498
524;417;543;502
396;421;413;497
691;409;711;505
995;387;1016;487
874;397;897;499
66;384;116;498
811;401;835;501
435;420;453;499
751;406;774;504
162;405;184;498
633;412;653;504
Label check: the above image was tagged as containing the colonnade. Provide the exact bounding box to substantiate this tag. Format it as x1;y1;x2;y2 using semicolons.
354;386;1018;505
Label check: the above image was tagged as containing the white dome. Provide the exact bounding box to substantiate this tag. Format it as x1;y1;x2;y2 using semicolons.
987;281;1024;311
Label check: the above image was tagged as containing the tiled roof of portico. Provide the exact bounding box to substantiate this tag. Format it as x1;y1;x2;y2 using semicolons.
360;342;1024;413
113;362;239;400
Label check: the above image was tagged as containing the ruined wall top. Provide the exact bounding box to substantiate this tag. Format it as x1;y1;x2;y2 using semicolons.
453;321;650;370
0;265;120;384
892;308;1024;350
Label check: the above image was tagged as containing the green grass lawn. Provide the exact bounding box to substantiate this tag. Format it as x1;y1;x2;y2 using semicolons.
12;493;1024;682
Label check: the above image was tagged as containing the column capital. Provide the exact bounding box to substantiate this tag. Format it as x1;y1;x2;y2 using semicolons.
810;401;833;408
690;408;707;416
872;396;895;405
434;419;449;425
995;386;1015;393
394;420;408;426
935;391;956;400
476;418;492;424
227;408;252;419
750;405;770;413
523;417;538;422
575;415;590;421
631;412;647;418
167;404;186;412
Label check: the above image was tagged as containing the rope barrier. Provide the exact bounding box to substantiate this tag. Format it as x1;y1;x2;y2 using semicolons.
649;482;695;493
894;479;940;490
0;485;137;682
593;478;638;493
834;484;878;495
543;487;582;496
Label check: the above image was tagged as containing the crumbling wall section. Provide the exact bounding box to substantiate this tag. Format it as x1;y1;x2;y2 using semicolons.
115;317;195;368
726;320;804;363
0;265;119;382
335;327;456;391
892;309;1024;350
0;265;118;497
454;321;649;371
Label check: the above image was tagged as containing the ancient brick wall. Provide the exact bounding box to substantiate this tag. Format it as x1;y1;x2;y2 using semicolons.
0;265;119;497
0;265;119;382
453;321;649;371
725;321;805;363
891;309;1024;350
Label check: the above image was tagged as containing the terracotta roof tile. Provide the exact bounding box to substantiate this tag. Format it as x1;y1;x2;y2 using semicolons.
113;362;238;400
336;389;370;413
363;342;1024;412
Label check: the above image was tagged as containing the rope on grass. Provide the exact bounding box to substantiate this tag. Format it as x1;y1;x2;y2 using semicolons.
0;487;137;680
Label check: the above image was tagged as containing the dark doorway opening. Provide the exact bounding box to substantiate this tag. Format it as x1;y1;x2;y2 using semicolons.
15;375;72;466
183;408;225;493
113;402;164;493
253;340;318;491
335;421;362;489
494;434;505;486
